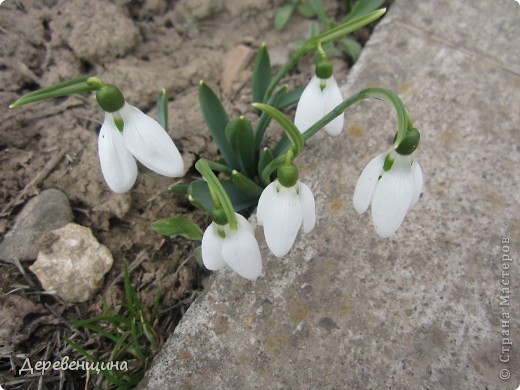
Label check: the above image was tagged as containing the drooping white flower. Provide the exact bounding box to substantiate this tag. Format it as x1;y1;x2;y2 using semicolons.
201;213;262;280
353;150;423;238
97;102;184;193
98;112;138;193
118;103;184;178
257;179;316;257
294;75;344;136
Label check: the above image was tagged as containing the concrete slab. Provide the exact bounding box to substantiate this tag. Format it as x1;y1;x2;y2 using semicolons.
140;0;520;388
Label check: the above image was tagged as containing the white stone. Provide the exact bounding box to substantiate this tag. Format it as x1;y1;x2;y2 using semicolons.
30;223;113;303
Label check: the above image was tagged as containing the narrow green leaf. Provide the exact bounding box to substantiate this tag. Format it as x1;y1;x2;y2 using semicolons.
198;82;240;169
275;4;295;30
156;88;169;131
168;183;189;194
344;0;385;22
230;170;263;198
225;117;256;177
151;216;203;241
253;103;304;155
258;147;274;185
74;314;132;328
252;44;271;105
188;179;258;213
338;37;362;62
277;86;304;109
64;337;97;362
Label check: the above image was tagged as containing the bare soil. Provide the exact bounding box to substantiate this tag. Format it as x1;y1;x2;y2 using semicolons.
0;0;378;387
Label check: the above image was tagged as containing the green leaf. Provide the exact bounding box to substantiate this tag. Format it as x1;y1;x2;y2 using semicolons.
258;147;274;185
297;3;316;17
308;0;328;25
253;103;304;156
230;170;263;198
151;216;203;241
305;8;385;48
275;3;295;30
156;88;169;131
188;179;258;213
194;246;204;266
198;82;239;169
277;86;304;109
225;117;256;177
168;183;189;194
252;44;271;105
344;0;385;22
338;37;362;62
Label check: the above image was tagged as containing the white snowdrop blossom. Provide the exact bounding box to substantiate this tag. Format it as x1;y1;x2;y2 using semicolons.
98;103;184;193
353;150;423;238
201;213;262;280
257;179;316;257
294;75;344;136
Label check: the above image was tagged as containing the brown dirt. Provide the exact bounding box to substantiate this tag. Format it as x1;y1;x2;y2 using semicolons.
0;0;381;387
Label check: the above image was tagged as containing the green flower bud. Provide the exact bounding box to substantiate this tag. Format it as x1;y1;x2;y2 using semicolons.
96;84;125;113
315;59;333;79
210;207;228;226
394;127;420;156
277;164;299;187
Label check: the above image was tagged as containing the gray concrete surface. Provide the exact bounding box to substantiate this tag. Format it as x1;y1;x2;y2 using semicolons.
140;0;520;388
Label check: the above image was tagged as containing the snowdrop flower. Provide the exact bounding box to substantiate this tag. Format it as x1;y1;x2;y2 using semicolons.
353;149;423;238
294;60;344;136
202;212;262;280
257;164;316;257
97;84;184;193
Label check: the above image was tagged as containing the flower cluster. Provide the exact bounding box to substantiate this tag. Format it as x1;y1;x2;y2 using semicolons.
10;7;423;283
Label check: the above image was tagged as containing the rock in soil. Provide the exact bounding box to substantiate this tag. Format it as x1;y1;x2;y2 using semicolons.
0;189;73;263
30;223;113;303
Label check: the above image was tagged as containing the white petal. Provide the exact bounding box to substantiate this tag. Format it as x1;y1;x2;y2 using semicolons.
371;156;414;238
353;152;386;214
294;76;325;134
298;181;316;233
409;160;423;209
201;223;226;270
262;185;303;257
222;214;262;280
257;181;278;226
98;113;137;193
119;103;184;177
322;76;344;136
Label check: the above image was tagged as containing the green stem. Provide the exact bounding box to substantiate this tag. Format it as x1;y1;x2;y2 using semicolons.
317;42;327;61
195;159;238;231
253;103;304;156
10;76;100;108
261;154;287;186
10;84;99;108
274;87;409;155
206;160;234;175
263;8;386;101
